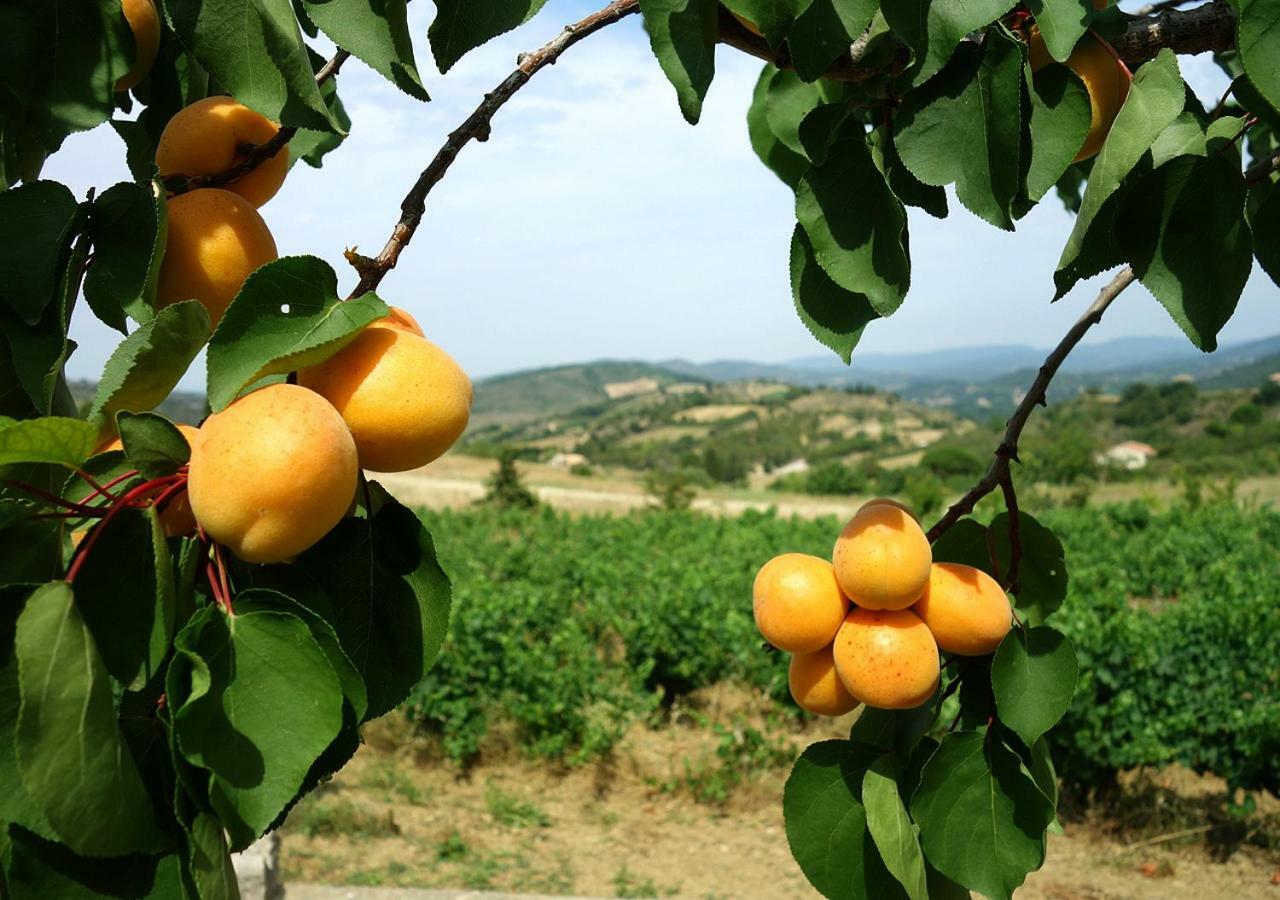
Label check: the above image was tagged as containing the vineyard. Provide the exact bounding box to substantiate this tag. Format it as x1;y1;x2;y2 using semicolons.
403;500;1280;797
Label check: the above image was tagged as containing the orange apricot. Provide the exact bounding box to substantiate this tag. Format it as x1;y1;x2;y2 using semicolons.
855;497;918;521
832;607;940;710
297;326;472;473
156;188;278;328
752;553;850;653
187;384;357;563
913;562;1013;656
156;97;289;208
789;647;860;717
832;504;932;610
374;307;425;337
117;0;160;92
1029;31;1130;163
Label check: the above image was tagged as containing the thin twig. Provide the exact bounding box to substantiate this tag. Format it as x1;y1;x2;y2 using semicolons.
1244;148;1280;183
998;472;1023;595
1210;76;1241;119
1124;824;1212;850
165;48;351;196
346;0;641;298
926;267;1137;544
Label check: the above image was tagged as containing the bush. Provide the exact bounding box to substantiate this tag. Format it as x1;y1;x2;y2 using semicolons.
920;445;983;480
803;461;867;495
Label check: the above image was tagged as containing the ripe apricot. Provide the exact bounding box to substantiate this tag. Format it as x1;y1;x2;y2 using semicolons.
157;424;200;538
297;326;472;473
832;608;940;710
375;307;425;337
789;648;860;717
832;505;932;610
856;497;918;521
117;0;160;92
914;562;1013;656
156;188;277;328
1029;31;1130;162
187;384;357;563
753;553;849;653
156;97;289;208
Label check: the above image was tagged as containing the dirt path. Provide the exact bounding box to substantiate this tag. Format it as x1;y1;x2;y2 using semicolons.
279;704;1279;899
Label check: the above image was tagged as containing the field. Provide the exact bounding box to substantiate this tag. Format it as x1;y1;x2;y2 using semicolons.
279;499;1280;897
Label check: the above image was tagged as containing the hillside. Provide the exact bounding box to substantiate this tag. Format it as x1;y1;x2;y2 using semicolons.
470;361;697;426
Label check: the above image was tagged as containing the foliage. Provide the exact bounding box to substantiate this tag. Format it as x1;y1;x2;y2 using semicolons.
479;448;540;509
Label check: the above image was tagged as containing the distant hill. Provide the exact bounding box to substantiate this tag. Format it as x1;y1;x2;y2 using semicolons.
472;361;697;425
1200;352;1280;389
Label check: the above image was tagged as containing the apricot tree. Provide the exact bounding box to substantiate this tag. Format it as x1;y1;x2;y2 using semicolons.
0;0;1276;898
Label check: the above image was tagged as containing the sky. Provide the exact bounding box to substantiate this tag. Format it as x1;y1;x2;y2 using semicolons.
45;1;1278;388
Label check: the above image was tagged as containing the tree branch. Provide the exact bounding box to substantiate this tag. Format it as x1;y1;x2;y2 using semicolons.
165;48;351;196
720;0;1236;82
926;267;1137;545
346;0;641;298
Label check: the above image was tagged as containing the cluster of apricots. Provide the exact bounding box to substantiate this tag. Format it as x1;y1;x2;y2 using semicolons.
753;500;1013;715
104;0;473;565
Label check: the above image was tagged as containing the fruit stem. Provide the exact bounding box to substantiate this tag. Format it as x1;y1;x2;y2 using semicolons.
4;480;110;517
65;473;186;584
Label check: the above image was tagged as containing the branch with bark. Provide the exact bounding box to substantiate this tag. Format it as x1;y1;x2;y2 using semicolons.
345;0;641;298
720;0;1237;82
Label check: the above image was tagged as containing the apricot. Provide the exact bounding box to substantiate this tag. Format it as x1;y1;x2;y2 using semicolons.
156;424;200;538
375;307;425;337
297;326;473;473
117;0;160;92
832;504;932;611
856;497;918;521
156;97;289;208
914;563;1013;656
731;11;762;36
187;384;357;563
752;553;849;653
1029;31;1130;162
789;647;860;717
156;188;277;328
832;607;940;710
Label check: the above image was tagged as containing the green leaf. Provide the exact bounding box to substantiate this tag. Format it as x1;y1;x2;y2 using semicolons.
639;0;719;125
117;411;192;478
788;0;878;82
765;70;827;157
15;582;166;856
991;627;1078;745
789;225;878;363
429;0;550;74
83;181;167;331
0;1;132;148
72;508;175;689
1026;0;1093;63
1249;181;1280;285
291;47;354;169
206;255;389;411
0;508;63;588
720;0;813;47
177;811;238;900
747;66;811;188
302;0;429;101
1237;0;1280;114
930;519;994;574
0;181;79;324
0;417;98;469
988;511;1067;623
169;605;344;850
795;124;911;315
882;0;1019;85
1118;153;1252;351
893;33;1025;230
165;0;337;131
234;588;368;722
863;756;929;900
1024;63;1091;202
784;740;907;900
910;731;1055;899
872;127;948;219
88;300;211;427
4;826;183;900
0;587;56;841
848;702;938;755
1055;50;1186;296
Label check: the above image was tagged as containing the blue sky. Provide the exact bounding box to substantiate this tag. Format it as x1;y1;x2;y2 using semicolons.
47;2;1278;387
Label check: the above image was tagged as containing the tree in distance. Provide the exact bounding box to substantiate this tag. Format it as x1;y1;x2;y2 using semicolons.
832;607;941;710
913;562;1013;656
298;318;473;472
155;188;278;327
753;552;850;653
789;646;860;717
157;96;290;207
116;0;159;92
832;504;932;610
187;383;358;563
